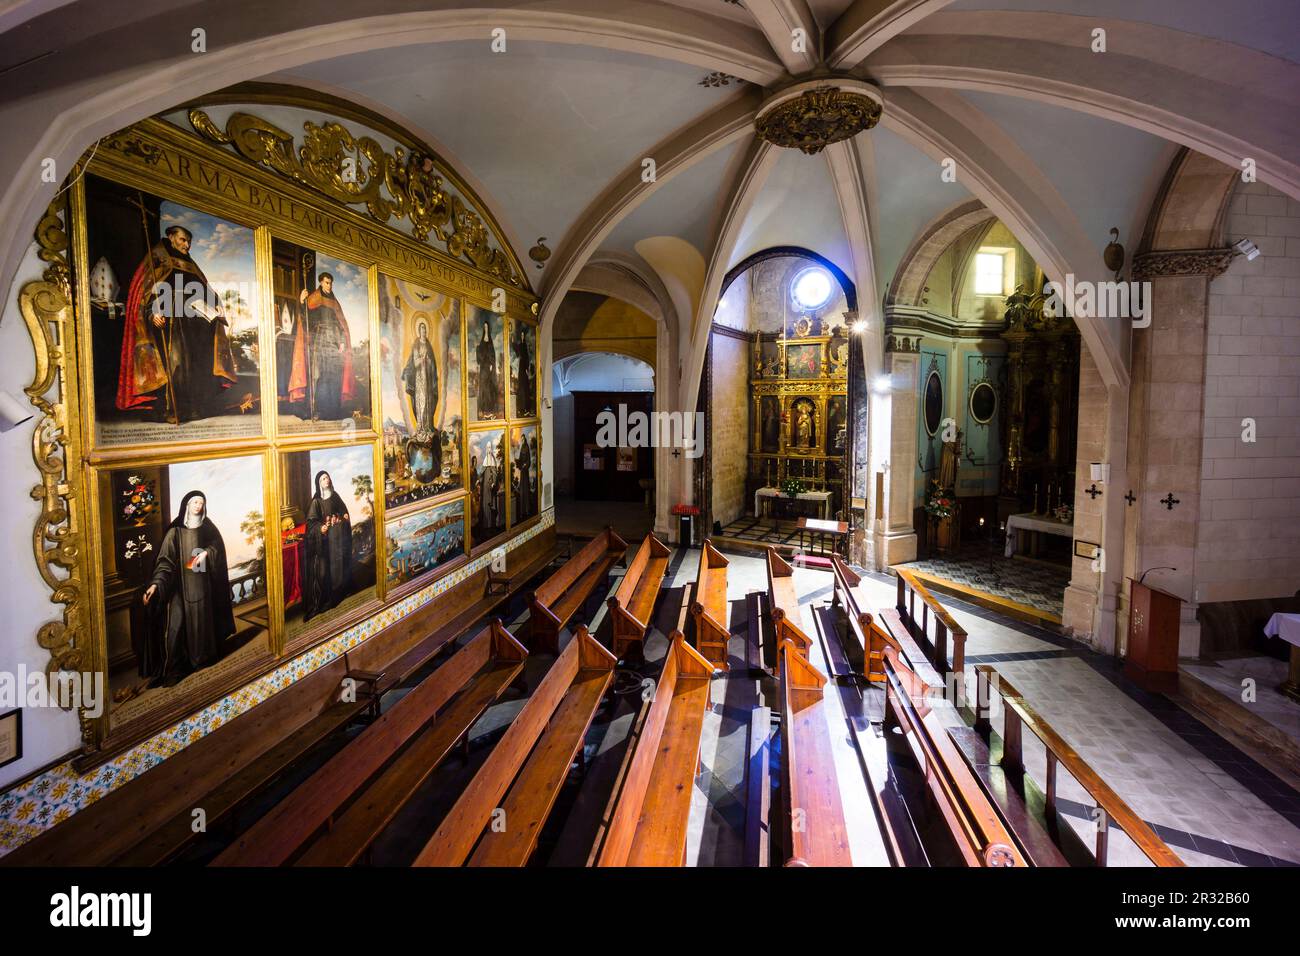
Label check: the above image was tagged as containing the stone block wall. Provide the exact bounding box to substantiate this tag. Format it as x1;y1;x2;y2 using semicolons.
1199;181;1300;603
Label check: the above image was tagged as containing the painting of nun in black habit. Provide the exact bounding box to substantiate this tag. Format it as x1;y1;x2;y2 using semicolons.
141;490;236;687
303;470;353;622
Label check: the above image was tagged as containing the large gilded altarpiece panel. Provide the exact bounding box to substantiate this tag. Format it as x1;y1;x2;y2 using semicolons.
17;92;538;763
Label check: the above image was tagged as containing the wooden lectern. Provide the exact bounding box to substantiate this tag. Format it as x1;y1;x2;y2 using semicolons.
1125;579;1182;692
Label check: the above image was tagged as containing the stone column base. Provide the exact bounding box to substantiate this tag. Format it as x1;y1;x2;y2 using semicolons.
1062;583;1098;641
879;530;918;567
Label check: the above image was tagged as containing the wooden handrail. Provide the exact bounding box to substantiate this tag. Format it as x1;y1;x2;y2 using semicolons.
895;567;966;687
975;665;1184;867
881;646;1022;867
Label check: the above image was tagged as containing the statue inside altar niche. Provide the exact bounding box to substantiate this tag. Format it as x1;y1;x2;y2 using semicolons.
791;399;816;448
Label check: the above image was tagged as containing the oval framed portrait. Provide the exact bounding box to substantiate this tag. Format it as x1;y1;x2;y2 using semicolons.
923;369;944;436
969;381;998;425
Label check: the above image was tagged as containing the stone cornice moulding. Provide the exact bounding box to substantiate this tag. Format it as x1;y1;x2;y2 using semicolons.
1131;249;1236;281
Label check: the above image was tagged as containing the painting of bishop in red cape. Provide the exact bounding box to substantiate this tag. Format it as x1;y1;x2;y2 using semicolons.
84;176;261;447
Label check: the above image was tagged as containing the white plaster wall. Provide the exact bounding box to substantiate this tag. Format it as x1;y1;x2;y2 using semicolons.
1199;181;1300;603
0;240;82;789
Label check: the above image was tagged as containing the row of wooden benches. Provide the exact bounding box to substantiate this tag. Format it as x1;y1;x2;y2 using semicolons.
209;526;729;866
768;548;1183;868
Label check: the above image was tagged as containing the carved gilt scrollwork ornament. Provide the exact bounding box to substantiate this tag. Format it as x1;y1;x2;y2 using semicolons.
19;190;93;748
189;109;521;287
755;79;883;155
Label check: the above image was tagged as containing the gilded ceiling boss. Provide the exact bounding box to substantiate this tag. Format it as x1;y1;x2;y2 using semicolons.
116;224;238;424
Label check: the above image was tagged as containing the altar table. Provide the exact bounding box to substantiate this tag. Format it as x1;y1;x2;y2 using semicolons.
1004;512;1074;557
753;486;832;521
1264;613;1300;703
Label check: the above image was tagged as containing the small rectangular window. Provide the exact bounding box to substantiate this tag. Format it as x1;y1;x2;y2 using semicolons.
973;251;1005;295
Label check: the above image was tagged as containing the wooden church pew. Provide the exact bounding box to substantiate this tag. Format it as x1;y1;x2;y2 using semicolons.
608;533;671;659
777;638;852;866
529;527;628;654
880;646;1024;867
831;555;902;684
766;546;813;655
690;539;730;669
210;620;527;866
414;626;617;866
596;631;715;866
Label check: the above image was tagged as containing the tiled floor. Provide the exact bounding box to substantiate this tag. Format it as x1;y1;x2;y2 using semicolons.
1183;655;1300;747
897;541;1070;620
683;547;1300;867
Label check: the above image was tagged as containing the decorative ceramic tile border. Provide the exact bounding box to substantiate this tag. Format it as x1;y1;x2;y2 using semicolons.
0;511;553;857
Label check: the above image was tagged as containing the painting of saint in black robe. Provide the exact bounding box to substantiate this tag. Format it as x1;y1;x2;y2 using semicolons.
141;490;235;686
289;273;355;421
117;226;238;424
510;319;537;418
474;312;503;420
303;470;353;622
511;425;537;522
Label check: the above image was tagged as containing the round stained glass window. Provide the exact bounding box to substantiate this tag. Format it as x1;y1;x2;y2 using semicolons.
792;267;833;311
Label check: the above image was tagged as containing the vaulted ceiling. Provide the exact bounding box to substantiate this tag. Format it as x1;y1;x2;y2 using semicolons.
0;0;1296;393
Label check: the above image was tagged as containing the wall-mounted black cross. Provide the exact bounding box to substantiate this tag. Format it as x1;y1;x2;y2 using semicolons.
1085;483;1102;499
671;449;682;459
1161;492;1180;511
1124;490;1136;506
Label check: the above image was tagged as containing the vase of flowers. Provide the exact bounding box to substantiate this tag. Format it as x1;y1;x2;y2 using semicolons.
923;479;959;554
1054;504;1073;524
781;476;805;499
120;476;158;527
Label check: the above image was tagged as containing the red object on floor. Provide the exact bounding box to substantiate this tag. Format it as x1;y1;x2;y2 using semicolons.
795;553;834;571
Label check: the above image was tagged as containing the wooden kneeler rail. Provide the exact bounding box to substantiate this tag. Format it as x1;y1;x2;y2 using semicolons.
831;556;902;683
211;620;526;867
690;539;730;670
596;632;715;866
778;638;852;866
608;533;671;659
882;646;1024;867
766;546;813;654
529;528;627;654
414;626;617;866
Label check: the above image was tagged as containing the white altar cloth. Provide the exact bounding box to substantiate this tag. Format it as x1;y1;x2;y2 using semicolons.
1264;613;1300;648
1004;512;1074;557
754;486;832;520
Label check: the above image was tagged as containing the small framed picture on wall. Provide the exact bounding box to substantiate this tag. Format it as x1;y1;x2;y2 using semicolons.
0;708;21;769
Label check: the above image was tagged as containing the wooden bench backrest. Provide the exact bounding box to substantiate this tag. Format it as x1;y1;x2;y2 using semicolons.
211;620;525;867
535;527;626;607
778;638;852;866
613;533;670;609
895;566;966;679
882;646;1023;867
691;540;731;669
597;631;713;866
975;665;1183;867
694;540;729;617
831;555;901;682
766;546;812;652
413;626;616;866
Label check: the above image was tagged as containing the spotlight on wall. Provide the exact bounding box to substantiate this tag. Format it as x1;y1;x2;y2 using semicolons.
0;391;33;432
1234;238;1260;261
871;374;892;394
851;320;867;335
